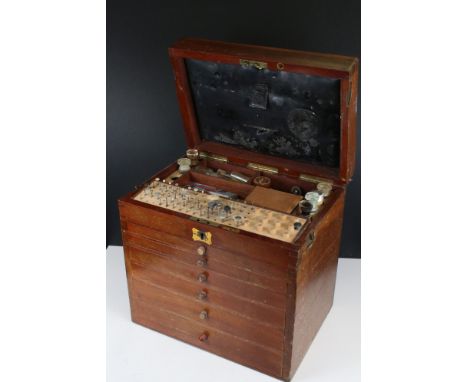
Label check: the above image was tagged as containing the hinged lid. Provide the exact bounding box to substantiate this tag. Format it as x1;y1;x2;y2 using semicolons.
169;38;358;184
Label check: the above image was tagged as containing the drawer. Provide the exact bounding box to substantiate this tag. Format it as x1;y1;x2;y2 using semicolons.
128;246;286;309
131;297;283;377
123;230;287;293
124;222;288;278
129;260;285;328
132;277;284;351
120;202;291;267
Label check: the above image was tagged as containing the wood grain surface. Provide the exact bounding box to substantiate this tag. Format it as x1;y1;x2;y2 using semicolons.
245;186;304;214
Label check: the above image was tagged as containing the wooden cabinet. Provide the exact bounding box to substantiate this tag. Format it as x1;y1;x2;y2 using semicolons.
118;38;357;381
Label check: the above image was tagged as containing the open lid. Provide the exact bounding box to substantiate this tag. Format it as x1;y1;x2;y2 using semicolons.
169;38;358;184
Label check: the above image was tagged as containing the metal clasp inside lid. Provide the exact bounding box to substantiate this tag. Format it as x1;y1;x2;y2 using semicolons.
239;59;268;70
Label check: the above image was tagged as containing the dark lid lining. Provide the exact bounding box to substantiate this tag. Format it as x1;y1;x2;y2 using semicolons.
185;58;341;169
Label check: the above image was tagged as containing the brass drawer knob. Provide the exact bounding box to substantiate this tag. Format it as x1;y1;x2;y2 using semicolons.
198;332;209;342
197;290;208;300
197;272;208;283
196;258;207;267
199;310;209;320
197;246;206;256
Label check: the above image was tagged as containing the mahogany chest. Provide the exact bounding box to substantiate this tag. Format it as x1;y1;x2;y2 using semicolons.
118;38;358;381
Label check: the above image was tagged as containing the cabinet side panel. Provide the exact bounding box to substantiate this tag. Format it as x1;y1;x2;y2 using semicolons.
286;192;345;379
118;205;137;320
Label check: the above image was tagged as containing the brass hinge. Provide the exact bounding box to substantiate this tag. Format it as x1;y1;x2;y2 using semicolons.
247;162;279;174
240;59;268;70
199;151;228;163
299;173;333;185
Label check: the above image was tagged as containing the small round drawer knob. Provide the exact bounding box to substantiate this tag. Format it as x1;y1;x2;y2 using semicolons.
197;246;206;256
196;258;207;267
198;332;209;342
197;272;208;283
199;310;209;320
197;290;208;300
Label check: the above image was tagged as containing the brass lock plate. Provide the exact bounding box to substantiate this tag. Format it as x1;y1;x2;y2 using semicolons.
192;228;212;245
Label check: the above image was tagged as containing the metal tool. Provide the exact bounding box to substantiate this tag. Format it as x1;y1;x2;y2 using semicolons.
190;182;239;200
216;168;250;183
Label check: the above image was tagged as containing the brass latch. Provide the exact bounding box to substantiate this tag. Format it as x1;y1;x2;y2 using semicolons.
247;162;279;174
192;228;212;245
240;59;268;70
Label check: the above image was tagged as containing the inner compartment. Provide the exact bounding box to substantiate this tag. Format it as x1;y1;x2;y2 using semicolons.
159;158;336;216
177;170;254;199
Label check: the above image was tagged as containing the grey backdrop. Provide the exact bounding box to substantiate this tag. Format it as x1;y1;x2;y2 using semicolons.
107;0;361;258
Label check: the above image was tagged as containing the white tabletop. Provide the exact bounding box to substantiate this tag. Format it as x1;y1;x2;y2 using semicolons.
107;246;360;382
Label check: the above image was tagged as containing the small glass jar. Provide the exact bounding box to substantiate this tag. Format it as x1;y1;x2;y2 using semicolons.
186;149;199;166
177;158;191;173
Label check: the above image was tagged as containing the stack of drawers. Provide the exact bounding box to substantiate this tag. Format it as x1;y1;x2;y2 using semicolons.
119;203;291;378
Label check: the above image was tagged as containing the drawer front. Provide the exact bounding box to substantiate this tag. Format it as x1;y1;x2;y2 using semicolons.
119;202;291;267
123;229;287;293
128;246;286;309
125;221;287;279
131;297;283;377
132;277;284;351
129;258;285;328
